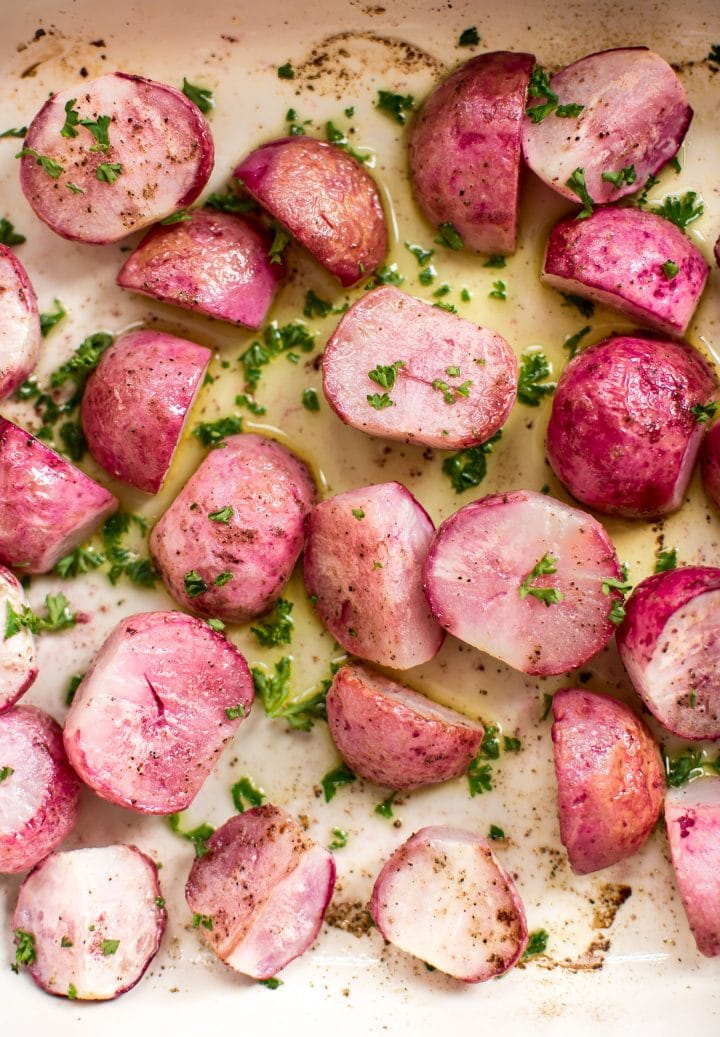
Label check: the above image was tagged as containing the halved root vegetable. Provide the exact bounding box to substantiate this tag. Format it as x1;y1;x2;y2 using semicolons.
701;422;720;511
616;567;720;740
522;48;691;206
0;417;117;573
150;434;315;622
185;805;335;979
63;612;253;814
116;210;284;330
551;689;664;874
0;706;80;873
81;329;211;493
19;72;214;244
326;662;483;789
0;567;37;712
322;286;517;449
665;778;720;956
542;207;708;337
370;826;528;982
304;482;443;669
13;845;166;999
0;245;41;401
234;136;387;287
409;51;534;255
546;335;717;518
423;490;621;676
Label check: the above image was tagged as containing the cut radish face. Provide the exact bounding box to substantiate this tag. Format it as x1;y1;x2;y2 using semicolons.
234;136;387;287
0;706;80;873
0;245;41;402
542;207;708;337
81;329;211;493
13;845;166;999
116;210;284;330
326;662;484;789
322;286;517;449
370;826;528;982
665;778;720;957
63;611;253;814
304;481;444;669
546;335;717;518
522;48;691;206
409;51;534;255
617;567;720;740
19;72;214;243
701;422;720;512
0;567;37;713
423;489;621;676
185;805;335;979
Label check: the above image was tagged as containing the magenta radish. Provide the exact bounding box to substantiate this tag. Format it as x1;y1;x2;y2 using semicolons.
701;422;720;511
665;778;720;957
0;245;41;401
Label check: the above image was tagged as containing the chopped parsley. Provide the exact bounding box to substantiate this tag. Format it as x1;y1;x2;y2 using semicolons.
662;259;679;279
518;553;563;607
230;776;266;812
367;392;394;410
352;508;365;520
467;757;493;795
431;378;472;404
525;67;558;123
504;736;522;752
555;103;584;118
0;218;25;247
517;352;556;406
207;618;225;632
303;290;337;319
39;298;66;337
277;63;295;80
50;331;113;389
0;766;14;782
325;121;369;164
214;571;233;587
434;222;464;250
250;598;294;647
259;977;283;989
182;78;214;114
561;293;594;318
368;360;405;391
562;325;591;359
192;415;243;448
0;126;26;139
239;320;314;391
14;930;36;967
376;90;414;125
60;98;80;138
208;506;233;524
458;26;480;46
524;929;549;958
375;791;397;818
566;167;594;219
67;983;78;1000
80;114;111;153
184;571;208;598
16;148;63;178
601;165;636;188
488;280;507;300
329;828;348;851
484;255;506;268
192;913;214;930
442;429;501;493
652;191;704;231
655;547;678;573
160;209;192;225
418;266;436;285
100;939;119;956
708;44;720;64
268;222;291;265
541;692;554;722
635;173;660;207
55;545;104;578
608;600;626;625
235;393;267;415
5;593;76;639
321;763;357;802
302;387;320;411
365;263;404;288
95;162;123;183
664;747;717;788
206;189;257;214
167;813;215;857
489;824;505;841
691;402;718;424
60;936;73;947
65;674;84;706
225;704;245;720
251;656;332;731
405;242;434;266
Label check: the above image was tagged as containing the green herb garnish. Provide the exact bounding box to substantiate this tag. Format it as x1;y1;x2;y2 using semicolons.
250;598;294;647
0;218;25;247
321;763;357;802
566;167;594;218
518;553;563;607
376;90;414;125
434;222;463;250
231;776;265;812
441;429;501;493
517;352;555;406
182;78;213;114
167;813;215;857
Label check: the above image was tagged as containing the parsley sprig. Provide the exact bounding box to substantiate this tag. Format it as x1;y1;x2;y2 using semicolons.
442;430;502;494
517;352;556;406
518;553;563;607
5;593;76;639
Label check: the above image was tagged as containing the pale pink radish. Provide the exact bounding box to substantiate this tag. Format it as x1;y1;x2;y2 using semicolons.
665;778;720;957
0;566;37;713
0;245;41;401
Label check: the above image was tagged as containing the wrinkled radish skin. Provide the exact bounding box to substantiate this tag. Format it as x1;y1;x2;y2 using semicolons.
326;662;483;789
63;612;254;814
322;286;517;449
552;689;664;874
0;706;80;873
234;136;387;286
542;208;708;336
185;805;335;979
617;567;720;739
370;826;528;981
0;245;41;401
701;422;720;511
116;210;284;330
81;329;211;493
409;51;534;254
546;335;717;518
304;482;444;668
20;73;214;243
13;845;166;999
423;490;621;676
665;779;720;956
0;567;37;712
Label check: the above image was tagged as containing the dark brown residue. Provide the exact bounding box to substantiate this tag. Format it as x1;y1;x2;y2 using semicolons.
294;31;444;91
591;883;632;929
325;900;374;937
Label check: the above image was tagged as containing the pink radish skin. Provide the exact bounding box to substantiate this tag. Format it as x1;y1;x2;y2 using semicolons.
665;778;720;957
409;51;534;255
234;136;387;287
542;207;708;337
370;826;528;982
19;72;214;244
63;612;253;815
617;567;720;740
304;482;444;669
13;845;166;999
0;417;117;573
546;335;717;518
0;567;37;712
150;434;315;622
322;286;518;449
701;422;720;510
423;490;621;677
185;805;336;980
116;209;284;330
0;706;80;873
0;245;41;401
81;329;211;493
326;662;484;789
551;689;664;875
522;48;691;206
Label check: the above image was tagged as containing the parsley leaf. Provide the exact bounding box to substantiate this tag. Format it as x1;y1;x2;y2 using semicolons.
488;280;507;300
55;545;104;579
517;352;556;406
489;824;505;840
250;598;294;647
434;222;464;250
50;331;113;389
601;164;636;188
662;259;679;279
368;359;405;390
375;791;397;818
442;429;501;493
376;90;414;125
192;913;213;930
561;293;594;318
251;656;330;731
303;290;336;319
206;189;258;214
0;218;25;247
14;930;36;967
5;593;76;639
483;255;506;268
364;262;404;288
167;813;215;857
467;757;493;795
302;387;320;411
518;553;563;607
208;506;233;524
405;242;434;266
100;939;119;956
60;98;80;138
79;114;111;152
182;78;214;114
708;44;720;64
566;167;594;218
329;828;348;850
259;977;283;989
524;929;549;958
65;674;84;706
367;392;394;409
655;547;678;573
0;766;14;782
184;571;208;598
95;162;123;183
277;62;295;80
458;26;480;46
268;222;291;264
160;209;192;225
321;763;357;802
691;402;718;424
0;126;26;139
525;66;558;123
39;298;66;337
239;321;314;391
562;325;591;360
16;148;64;179
231;776;266;812
193;415;243;448
555;103;584;118
225;704;245;720
665;747;706;788
652;191;704;231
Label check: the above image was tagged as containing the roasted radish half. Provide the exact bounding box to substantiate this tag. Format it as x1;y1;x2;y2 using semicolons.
423;490;622;676
326;662;483;789
322;286;517;449
304;481;444;668
0;245;41;401
185;805;335;979
63;611;253;814
546;335;717;518
0;567;37;713
551;689;664;874
0;706;80;873
370;826;528;982
13;845;166;999
617;567;720;740
701;421;720;511
665;778;720;957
